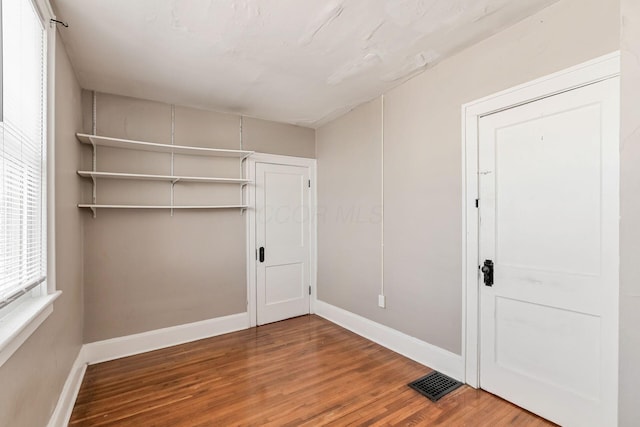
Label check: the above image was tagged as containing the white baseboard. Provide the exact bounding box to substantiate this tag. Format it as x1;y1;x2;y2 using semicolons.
314;300;464;381
83;312;249;365
47;347;87;427
47;312;249;427
84;313;249;365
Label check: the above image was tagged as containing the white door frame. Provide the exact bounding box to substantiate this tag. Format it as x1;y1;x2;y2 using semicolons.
246;153;317;327
461;52;620;387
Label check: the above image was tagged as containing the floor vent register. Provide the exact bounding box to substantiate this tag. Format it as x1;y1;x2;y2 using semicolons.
408;371;463;402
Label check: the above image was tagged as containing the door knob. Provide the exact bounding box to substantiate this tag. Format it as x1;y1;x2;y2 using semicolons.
259;247;265;263
481;260;494;287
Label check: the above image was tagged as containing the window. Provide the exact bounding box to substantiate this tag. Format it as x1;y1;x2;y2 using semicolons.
0;0;47;312
0;0;56;367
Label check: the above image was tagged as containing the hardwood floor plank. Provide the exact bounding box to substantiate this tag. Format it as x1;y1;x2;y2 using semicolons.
70;315;555;426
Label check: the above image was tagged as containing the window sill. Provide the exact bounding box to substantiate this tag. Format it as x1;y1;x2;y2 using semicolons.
0;291;61;368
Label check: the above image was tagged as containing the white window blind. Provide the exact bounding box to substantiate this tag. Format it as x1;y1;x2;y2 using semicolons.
0;0;47;309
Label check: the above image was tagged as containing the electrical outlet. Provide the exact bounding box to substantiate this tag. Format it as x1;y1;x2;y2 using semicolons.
378;294;386;308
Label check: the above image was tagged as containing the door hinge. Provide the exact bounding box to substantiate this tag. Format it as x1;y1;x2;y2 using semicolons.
308;179;311;188
475;198;479;208
309;286;311;295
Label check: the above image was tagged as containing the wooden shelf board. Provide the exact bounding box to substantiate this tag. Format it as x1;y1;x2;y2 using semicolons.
78;204;249;210
77;133;254;158
77;171;252;184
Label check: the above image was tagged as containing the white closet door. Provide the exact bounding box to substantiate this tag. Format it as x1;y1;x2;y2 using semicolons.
256;163;310;325
478;77;619;427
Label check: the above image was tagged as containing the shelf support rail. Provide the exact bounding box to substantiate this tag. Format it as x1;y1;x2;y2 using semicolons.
239;124;252;215
91;91;98;218
170;105;176;217
90;138;97;218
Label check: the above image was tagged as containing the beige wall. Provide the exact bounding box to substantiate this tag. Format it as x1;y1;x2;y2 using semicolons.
82;92;316;342
316;0;620;354
242;117;315;158
316;98;383;319
0;36;84;427
619;0;640;424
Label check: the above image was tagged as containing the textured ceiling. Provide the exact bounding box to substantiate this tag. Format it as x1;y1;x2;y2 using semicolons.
52;0;558;127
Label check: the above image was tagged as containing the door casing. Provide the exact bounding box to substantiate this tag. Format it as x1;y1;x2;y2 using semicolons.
247;153;317;327
461;51;620;416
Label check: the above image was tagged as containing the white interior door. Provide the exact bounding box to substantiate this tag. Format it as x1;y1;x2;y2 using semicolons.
478;78;619;427
255;162;310;325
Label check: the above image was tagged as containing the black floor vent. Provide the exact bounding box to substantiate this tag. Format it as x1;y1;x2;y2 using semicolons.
408;371;463;402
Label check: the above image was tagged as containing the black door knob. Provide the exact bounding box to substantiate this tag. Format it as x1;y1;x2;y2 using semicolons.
482;260;494;287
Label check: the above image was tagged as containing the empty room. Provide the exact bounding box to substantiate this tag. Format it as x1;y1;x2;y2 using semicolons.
1;0;639;425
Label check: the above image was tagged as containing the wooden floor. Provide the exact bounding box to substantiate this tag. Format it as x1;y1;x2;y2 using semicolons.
70;315;554;426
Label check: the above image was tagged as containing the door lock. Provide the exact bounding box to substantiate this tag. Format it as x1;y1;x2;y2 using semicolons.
481;260;494;287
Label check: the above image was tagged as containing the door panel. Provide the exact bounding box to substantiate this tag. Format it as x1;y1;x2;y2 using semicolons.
494;297;600;400
479;78;619;426
495;104;602;275
256;163;310;325
265;263;304;304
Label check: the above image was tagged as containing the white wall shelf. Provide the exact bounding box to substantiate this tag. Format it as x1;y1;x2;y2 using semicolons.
79;204;248;209
77;130;253;217
77;171;252;185
78;204;249;217
77;133;254;159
